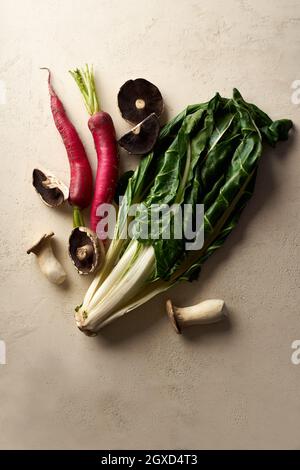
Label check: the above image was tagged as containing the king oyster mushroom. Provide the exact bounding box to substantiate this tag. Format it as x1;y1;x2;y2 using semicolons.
118;113;160;155
68;227;105;275
32;168;69;208
117;78;163;124
27;232;67;285
166;298;227;334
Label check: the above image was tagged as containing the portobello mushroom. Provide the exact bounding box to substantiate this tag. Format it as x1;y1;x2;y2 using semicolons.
68;227;104;275
118;113;160;155
117;78;163;124
32;168;69;208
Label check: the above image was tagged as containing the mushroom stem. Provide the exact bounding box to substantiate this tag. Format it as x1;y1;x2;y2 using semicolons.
135;98;145;109
166;299;226;334
41;178;51;188
37;243;66;284
27;232;66;285
76;244;93;261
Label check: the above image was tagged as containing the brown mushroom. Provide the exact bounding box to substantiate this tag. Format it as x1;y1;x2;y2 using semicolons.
32;169;69;208
27;232;67;285
118;113;160;155
68;227;105;275
117;78;163;124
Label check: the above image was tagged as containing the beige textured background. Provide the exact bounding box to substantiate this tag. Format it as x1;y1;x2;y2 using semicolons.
0;0;300;450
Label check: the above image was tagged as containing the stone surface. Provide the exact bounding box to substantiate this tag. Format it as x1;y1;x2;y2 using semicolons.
0;0;299;450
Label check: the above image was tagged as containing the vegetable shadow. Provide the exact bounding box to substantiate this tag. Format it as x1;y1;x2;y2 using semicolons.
96;128;296;345
95;294;165;346
160;101;170;127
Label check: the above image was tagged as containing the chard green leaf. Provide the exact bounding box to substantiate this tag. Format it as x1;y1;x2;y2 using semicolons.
114;170;134;204
79;89;293;334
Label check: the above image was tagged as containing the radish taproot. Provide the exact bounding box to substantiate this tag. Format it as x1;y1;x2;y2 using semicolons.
41;68;93;226
70;65;118;240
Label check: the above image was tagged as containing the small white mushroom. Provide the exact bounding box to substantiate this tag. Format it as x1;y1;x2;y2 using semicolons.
27;232;67;285
166;298;226;334
32;169;69;208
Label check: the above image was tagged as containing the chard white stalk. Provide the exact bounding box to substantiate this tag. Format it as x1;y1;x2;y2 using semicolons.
77;243;155;333
85;240;139;312
80;238;128;311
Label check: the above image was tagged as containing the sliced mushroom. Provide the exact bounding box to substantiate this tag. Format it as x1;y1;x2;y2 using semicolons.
118;78;163;124
166;298;226;334
118;113;160;155
68;227;105;275
27;232;67;285
32;168;69;208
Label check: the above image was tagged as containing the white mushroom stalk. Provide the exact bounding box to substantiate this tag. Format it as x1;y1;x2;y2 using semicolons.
27;232;67;285
166;299;226;334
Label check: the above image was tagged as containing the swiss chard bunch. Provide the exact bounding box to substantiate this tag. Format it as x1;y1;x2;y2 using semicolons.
76;89;292;334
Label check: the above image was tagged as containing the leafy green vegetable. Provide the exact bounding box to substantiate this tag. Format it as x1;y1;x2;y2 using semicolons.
76;89;292;334
114;170;134;204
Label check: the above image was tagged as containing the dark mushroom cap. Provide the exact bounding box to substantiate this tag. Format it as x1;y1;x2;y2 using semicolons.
32;169;68;207
118;113;160;155
68;227;104;275
166;299;181;334
27;232;54;255
118;78;163;124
